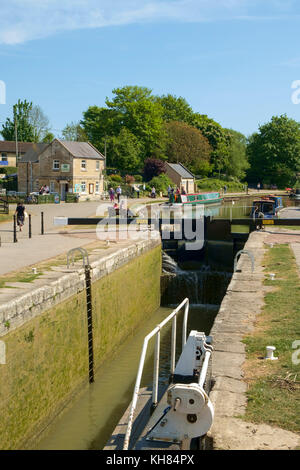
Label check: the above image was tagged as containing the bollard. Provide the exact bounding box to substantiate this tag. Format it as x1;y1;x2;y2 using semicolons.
41;211;44;235
13;215;17;243
28;214;31;238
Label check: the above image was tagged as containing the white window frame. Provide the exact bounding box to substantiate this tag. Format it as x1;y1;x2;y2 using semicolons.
81;181;86;193
96;161;100;171
50;181;55;193
95;181;99;193
53;160;60;170
1;153;7;161
81;160;87;171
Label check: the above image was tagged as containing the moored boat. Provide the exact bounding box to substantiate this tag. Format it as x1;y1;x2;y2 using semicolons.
167;191;223;206
251;195;284;219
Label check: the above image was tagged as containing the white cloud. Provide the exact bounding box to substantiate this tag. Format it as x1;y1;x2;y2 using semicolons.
0;0;298;45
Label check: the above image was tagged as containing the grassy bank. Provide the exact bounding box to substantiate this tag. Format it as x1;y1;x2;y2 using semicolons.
242;244;300;433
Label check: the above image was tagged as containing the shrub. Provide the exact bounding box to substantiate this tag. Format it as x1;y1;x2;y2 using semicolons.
125;175;135;184
110;174;123;183
149;174;173;194
133;175;143;182
196;178;244;192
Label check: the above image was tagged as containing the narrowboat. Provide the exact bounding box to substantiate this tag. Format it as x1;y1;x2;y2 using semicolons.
168;191;223;206
251;196;283;219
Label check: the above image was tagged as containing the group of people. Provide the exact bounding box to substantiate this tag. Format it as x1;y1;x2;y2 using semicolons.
39;185;50;195
108;185;122;203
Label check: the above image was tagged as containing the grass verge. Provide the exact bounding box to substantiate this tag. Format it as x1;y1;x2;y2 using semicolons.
242;244;300;433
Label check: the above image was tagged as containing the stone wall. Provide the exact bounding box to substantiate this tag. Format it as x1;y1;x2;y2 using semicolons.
0;239;161;449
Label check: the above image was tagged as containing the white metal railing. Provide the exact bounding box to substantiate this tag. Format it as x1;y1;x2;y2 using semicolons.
123;298;190;450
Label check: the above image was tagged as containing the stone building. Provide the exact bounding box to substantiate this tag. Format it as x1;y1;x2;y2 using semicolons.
0;141;36;168
18;139;105;200
165;162;195;193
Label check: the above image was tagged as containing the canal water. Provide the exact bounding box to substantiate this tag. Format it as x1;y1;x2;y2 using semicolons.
35;304;215;450
35;195;293;450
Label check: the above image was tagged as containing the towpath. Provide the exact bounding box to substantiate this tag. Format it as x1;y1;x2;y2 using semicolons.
0;198;164;276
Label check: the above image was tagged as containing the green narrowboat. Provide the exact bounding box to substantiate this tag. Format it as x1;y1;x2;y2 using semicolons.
169;192;223;205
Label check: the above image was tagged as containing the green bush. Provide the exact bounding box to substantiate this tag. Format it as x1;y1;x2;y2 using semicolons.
133;175;143;182
65;193;79;203
196;178;245;192
110;174;123;183
149;174;173;194
37;194;59;204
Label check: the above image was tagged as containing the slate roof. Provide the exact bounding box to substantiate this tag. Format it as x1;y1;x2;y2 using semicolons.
167;163;195;179
0;141;36;154
19;143;48;162
59;141;105;159
19;140;105;163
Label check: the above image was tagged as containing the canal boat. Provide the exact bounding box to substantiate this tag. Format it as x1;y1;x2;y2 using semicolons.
251;195;283;219
167;191;223;207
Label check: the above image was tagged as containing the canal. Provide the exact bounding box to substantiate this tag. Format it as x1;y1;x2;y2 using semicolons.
35;195;293;450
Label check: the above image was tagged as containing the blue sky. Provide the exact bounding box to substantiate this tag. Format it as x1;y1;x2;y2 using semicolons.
0;0;300;138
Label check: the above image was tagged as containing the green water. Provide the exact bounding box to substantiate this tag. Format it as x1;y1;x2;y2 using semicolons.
35;304;217;450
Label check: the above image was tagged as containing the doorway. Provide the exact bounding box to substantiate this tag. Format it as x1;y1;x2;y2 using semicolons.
60;183;69;201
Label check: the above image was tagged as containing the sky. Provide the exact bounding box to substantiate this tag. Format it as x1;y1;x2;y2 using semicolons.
0;0;300;138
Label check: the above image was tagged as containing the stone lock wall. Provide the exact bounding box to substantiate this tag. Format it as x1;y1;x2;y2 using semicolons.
0;240;161;449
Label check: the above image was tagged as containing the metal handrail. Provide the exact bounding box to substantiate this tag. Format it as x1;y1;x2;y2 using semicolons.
67;247;89;269
234;249;255;273
123;297;190;450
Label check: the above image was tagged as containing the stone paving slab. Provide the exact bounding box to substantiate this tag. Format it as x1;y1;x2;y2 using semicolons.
209;230;300;450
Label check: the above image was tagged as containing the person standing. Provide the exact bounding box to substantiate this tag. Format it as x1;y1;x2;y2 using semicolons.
116;185;122;202
15;202;25;232
151;186;156;198
109;187;115;202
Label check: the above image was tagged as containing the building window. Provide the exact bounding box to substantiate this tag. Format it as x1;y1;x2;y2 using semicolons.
81;181;86;193
1;153;7;161
53;160;60;170
50;181;55;193
96;161;100;171
81;160;86;170
95;181;99;193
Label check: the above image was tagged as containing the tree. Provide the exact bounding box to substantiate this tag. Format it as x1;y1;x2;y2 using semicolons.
42;131;55;143
1;99;35;142
143;158;166;182
225;129;249;180
155;94;194;124
108;128;142;174
105;86;164;158
29;105;51;142
192;113;231;175
247;115;300;187
61;121;88;141
164;121;212;176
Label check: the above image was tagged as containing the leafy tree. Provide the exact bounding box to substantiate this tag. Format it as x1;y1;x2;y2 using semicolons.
192;113;231;175
105;86;164;158
164;121;212;176
108;128;142;174
42;131;55;143
143;158;166;182
247;115;300;187
225;129;249;180
1;99;35;142
61;121;88;141
155;94;194;124
81;107;120;150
